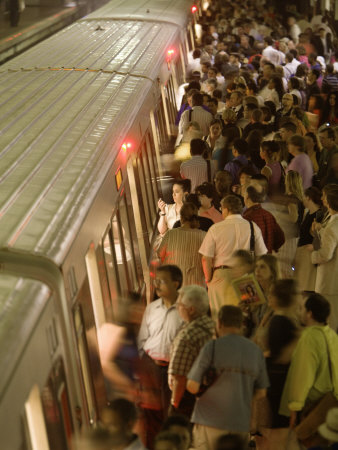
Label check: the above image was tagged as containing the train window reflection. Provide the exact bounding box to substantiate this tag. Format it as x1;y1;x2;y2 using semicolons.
111;213;131;296
142;142;156;227
136;156;152;232
103;228;120;306
146;132;159;202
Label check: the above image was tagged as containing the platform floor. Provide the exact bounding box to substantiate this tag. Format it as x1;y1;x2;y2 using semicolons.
0;2;105;64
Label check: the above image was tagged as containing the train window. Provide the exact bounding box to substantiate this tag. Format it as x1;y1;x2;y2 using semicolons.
136;155;152;233
167;76;178;121
145;132;160;202
73;305;97;425
157;99;169;151
85;243;106;329
95;243;112;314
40;358;73;450
119;193;141;292
102;227;121;314
141;142;157;225
24;384;50;450
111;212;131;296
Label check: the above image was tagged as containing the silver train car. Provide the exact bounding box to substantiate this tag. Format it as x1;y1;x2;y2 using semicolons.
0;1;196;447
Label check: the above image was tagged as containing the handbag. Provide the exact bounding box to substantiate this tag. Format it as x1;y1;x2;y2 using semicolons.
295;330;338;448
196;340;218;397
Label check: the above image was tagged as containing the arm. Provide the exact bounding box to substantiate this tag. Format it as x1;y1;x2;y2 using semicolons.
157;200;168;235
202;255;214;283
170;375;188;407
311;225;338;265
253;223;268;255
288;202;299;224
261;165;272;180
186;379;200;394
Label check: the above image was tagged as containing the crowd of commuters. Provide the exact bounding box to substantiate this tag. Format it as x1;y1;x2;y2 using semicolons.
78;0;338;449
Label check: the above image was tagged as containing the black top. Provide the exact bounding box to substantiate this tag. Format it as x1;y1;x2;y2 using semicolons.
173;216;214;232
298;211;317;247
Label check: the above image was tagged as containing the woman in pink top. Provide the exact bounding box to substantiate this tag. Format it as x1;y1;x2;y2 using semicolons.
260;140;283;195
195;182;223;224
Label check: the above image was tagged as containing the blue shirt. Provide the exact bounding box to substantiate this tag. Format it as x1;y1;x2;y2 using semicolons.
188;334;269;432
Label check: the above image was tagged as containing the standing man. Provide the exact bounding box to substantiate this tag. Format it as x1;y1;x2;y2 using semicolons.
178;92;213;139
318;127;338;182
187;306;269;450
280;294;338;429
138;265;184;449
168;285;215;417
199;195;267;321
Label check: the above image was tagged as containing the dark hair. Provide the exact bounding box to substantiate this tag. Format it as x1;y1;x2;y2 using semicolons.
311;68;320;79
270;76;285;101
154;431;181;449
264;100;276;117
305;293;330;323
173;179;191;193
244;102;257;112
304;186;322;206
180;202;199;228
288;134;305;152
252;108;263;123
288;77;300;90
280;121;297;134
186;81;201;91
305;132;320;153
233;249;254;267
270;279;298;308
213;89;223;99
246;79;258;94
319;126;335;141
157;265;183;289
326;189;338;211
233;138;248;155
195;182;217;201
209;97;218;106
184;193;200;208
210;118;222;128
221;195;243;214
190;138;208;156
162;414;192;440
260;140;279;157
192;92;204;106
246;185;265;203
106;399;137;426
218;305;243;328
215;433;246;450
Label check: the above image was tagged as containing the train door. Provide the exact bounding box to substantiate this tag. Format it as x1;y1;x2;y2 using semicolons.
24;359;73;450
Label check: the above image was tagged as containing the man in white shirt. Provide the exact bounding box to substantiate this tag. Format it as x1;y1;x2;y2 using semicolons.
180;139;215;190
262;37;281;65
283;52;301;79
199;195;267;321
138;265;184;448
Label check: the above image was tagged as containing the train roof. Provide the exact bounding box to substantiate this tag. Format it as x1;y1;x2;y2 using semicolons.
84;0;191;28
0;274;50;399
0;11;185;263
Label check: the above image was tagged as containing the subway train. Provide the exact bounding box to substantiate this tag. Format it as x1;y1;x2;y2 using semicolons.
0;1;197;448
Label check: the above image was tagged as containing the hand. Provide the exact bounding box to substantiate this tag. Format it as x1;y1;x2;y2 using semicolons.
289;410;298;428
168;374;174;391
158;198;166;213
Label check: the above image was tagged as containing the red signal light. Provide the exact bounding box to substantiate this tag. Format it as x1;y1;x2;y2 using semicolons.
121;142;132;154
191;5;197;13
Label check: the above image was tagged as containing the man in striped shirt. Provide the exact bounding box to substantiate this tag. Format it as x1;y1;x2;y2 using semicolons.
178;92;213;138
180;139;216;191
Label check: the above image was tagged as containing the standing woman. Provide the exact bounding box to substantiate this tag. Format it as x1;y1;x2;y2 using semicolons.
204;119;226;159
304;131;320;175
158;179;190;235
260;140;283;195
294;187;323;292
158;202;206;286
251;255;280;345
195;182;223;224
311;186;338;331
266;76;285;110
276;171;305;278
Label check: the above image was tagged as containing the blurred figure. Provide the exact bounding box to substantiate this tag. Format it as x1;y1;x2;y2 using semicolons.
101;398;146;449
153;431;181;450
98;294;143;403
215;433;247;450
162;415;192;450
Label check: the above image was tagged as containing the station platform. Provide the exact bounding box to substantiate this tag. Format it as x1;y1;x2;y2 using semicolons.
0;2;106;64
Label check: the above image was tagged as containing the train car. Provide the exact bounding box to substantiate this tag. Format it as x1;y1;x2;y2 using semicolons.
0;0;196;448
